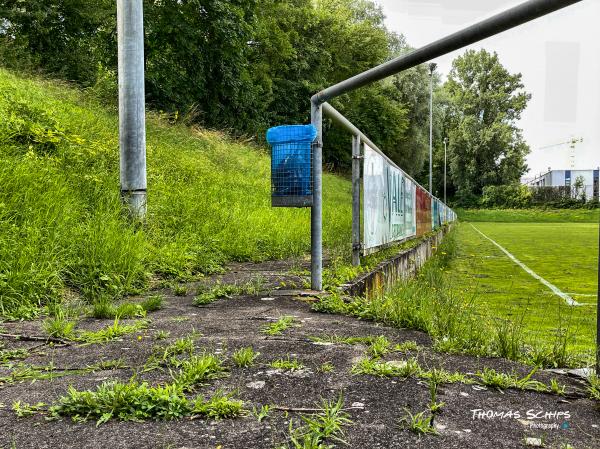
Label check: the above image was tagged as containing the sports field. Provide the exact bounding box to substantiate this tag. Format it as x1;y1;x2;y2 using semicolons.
448;210;599;355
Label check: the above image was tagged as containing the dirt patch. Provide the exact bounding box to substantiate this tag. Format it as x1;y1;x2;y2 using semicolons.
1;260;599;449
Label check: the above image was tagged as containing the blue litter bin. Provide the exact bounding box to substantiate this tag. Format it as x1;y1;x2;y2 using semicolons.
266;125;317;207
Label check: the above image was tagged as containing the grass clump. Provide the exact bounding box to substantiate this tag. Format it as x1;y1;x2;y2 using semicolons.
475;367;546;392
270;356;304;371
394;341;421;353
144;335;195;371
173;353;226;391
191;390;244;420
43;314;77;339
351;357;421;378
368;336;391;358
399;409;437;435
48;381;242;424
0;347;30;365
232;347;260;368
194;282;242;305
90;295;163;319
318;362;334;373
277;396;352;449
587;375;600;400
309;335;377;346
77;318;147;344
263;316;296;336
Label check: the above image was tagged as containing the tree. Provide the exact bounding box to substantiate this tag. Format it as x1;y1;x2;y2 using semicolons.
443;49;531;203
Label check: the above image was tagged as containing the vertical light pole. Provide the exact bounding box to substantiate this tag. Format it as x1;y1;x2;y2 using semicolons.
597;207;600;375
429;63;437;194
117;0;147;219
443;137;448;204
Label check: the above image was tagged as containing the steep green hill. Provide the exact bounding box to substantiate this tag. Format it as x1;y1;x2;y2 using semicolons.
0;69;351;318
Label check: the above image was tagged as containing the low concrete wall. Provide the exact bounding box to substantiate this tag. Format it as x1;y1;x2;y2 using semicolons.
340;226;451;299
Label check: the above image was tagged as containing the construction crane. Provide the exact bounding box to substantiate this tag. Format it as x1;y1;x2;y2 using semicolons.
538;137;584;169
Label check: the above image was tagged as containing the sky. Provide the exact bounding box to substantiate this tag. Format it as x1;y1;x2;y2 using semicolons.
375;0;600;181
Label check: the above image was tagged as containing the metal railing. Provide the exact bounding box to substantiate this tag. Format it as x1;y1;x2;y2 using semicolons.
308;0;582;291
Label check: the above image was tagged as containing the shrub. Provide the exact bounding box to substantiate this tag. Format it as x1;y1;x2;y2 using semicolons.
481;184;532;209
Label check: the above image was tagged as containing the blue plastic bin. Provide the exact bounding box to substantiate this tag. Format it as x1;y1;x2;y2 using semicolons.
266;125;317;207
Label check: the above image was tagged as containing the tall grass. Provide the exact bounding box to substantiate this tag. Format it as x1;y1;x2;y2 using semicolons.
314;229;587;368
0;69;351;318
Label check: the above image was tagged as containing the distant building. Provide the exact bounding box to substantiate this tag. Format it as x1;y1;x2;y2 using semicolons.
525;169;599;201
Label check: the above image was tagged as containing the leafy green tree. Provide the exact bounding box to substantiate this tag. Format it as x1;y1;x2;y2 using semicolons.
444;49;531;203
0;0;114;83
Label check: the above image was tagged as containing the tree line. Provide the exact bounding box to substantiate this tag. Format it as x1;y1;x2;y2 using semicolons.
0;0;531;204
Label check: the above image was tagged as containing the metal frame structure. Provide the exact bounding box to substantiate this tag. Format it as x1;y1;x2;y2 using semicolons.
309;0;582;291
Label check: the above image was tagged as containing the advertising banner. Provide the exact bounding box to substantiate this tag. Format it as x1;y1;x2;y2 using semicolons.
363;144;416;253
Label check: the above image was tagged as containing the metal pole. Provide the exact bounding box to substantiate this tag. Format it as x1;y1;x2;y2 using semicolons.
311;101;323;291
352;134;361;267
117;0;147;219
444;137;448;204
597;211;600;375
312;0;581;105
429;63;436;194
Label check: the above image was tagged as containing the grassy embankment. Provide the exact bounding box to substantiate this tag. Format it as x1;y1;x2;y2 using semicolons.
0;69;353;319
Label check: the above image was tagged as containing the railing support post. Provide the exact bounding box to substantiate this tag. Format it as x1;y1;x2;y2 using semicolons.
311;100;323;291
352;134;361;267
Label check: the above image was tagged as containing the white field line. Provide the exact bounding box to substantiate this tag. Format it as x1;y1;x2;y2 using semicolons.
469;224;580;307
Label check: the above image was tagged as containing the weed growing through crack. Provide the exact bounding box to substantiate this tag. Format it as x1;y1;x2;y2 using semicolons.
194;283;240;305
43;309;77;339
549;378;566;396
263;316;296;336
368;336;391;358
252;404;271;422
0;348;30;366
194;279;266;306
475;367;546;392
351;357;421;378
192;390;244;420
144;336;195;371
12;401;47;418
309;335;377;346
318;362;334;373
399;409;437;435
141;295;164;312
77;319;148;344
586;375;600;400
232;347;260;368
277;396;352;449
48;381;243;424
394;341;421;353
155;330;170;340
173;353;226;391
1;360;126;387
90;296;162;319
173;284;188;296
270;356;304;371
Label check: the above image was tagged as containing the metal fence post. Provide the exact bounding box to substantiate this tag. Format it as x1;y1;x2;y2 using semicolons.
311;100;323;291
117;0;147;219
352;134;361;266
